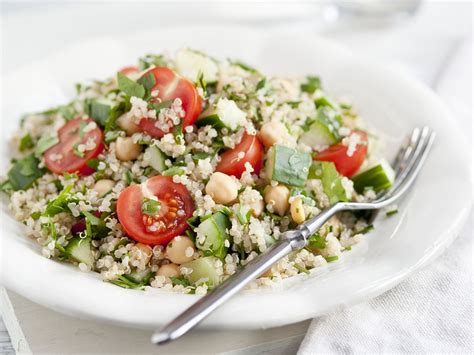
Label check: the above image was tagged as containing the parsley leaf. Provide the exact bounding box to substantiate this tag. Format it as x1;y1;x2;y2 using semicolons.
170;276;192;287
43;185;75;216
19;134;34;152
301;76;321;94
117;72;145;98
35;133;59;157
85;99;112;126
7;155;45;191
137;73;156;91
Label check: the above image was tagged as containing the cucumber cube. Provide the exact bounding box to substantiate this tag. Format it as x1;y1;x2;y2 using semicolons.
195;211;231;259
351;160;394;193
182;256;221;286
299;108;341;148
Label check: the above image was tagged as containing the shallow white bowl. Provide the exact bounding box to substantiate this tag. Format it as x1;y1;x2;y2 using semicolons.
0;27;471;330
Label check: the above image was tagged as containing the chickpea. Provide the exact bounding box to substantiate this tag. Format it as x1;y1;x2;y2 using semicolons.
117;114;141;136
264;184;290;216
290;197;306;224
134;243;153;265
156;263;180;278
93;179;115;197
115;137;142;161
205;172;239;205
166;236;195;264
249;198;264;217
259;121;290;148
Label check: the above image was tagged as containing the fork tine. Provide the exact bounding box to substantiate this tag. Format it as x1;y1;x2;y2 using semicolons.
393;127;421;177
375;127;422;200
390;127;432;193
385;127;435;200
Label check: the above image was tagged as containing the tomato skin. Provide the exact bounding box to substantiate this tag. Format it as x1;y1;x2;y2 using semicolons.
216;133;264;178
138;67;202;138
315;130;368;177
116;176;194;246
119;66;140;76
44;117;104;176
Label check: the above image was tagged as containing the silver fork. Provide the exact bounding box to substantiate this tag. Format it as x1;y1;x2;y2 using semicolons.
152;126;436;345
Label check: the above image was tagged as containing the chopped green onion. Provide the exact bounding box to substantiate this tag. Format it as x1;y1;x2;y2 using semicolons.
356;224;374;235
325;255;339;263
386;209;398;217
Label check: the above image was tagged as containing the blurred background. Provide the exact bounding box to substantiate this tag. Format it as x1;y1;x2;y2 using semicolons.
1;1;472;354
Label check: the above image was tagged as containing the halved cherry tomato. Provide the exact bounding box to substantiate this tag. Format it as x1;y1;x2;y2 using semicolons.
138;67;202;138
315;130;368;177
216;133;264;178
116;176;194;246
119;66;140;76
44;117;104;175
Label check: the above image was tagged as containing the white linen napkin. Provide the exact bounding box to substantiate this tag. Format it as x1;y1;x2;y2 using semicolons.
298;40;472;355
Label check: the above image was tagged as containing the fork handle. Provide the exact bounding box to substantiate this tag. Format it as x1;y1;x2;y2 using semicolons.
151;238;296;344
151;205;341;345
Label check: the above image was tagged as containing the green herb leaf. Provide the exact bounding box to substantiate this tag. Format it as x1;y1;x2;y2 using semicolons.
357;224;374;234
307;233;327;250
386;209;398;217
35;133;59;157
105;130;122;143
110;275;144;289
170;276;191;287
82;211;103;226
301;76;321;94
137;72;156;91
141;198;161;216
19;134;34;152
85;99;112;126
162;167;185;176
256;78;266;91
138;54;167;71
86;159;100;170
231;60;259;74
325;255;339;263
7;155;45;191
43;185;75;217
117;72;145;98
149;100;172;112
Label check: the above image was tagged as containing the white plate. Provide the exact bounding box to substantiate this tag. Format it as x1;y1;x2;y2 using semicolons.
0;27;471;330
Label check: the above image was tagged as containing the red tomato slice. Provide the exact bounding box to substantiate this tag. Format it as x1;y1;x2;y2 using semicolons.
216;133;264;178
119;66;140;76
116;176;194;246
138;67;202;138
44;117;104;175
315;130;368;177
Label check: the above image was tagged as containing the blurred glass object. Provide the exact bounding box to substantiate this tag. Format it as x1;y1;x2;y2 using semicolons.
333;0;421;19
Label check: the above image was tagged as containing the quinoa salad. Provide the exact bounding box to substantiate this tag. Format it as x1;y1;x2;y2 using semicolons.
1;49;396;295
